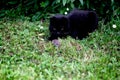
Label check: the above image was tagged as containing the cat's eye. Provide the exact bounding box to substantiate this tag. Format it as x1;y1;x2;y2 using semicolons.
53;28;56;30
61;28;64;31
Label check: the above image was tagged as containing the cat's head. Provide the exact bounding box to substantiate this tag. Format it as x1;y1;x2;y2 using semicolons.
49;14;69;38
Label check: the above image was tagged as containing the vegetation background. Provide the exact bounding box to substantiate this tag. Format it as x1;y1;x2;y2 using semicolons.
0;0;120;80
0;0;120;22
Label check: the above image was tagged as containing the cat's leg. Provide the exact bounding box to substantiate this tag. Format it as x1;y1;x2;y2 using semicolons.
70;31;78;39
78;32;89;39
48;34;58;41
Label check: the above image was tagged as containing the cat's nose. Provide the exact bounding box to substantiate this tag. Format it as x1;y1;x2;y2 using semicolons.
57;32;60;34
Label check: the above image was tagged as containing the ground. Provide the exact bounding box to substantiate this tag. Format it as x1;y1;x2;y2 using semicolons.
0;18;120;80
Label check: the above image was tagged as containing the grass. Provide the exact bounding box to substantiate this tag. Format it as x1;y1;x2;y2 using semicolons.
0;18;120;80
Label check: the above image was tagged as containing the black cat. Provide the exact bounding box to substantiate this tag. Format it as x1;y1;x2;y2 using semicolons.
48;9;98;40
48;14;69;40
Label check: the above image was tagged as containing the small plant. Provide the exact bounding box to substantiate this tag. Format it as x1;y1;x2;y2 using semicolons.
0;0;120;22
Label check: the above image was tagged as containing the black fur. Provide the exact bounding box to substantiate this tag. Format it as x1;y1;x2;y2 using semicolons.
48;14;69;40
48;9;98;40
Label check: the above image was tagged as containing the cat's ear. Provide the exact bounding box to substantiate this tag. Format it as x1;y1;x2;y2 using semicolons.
50;16;56;24
62;17;68;24
88;11;98;23
88;11;97;19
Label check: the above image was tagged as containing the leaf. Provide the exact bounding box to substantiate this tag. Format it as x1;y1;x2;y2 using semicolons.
26;1;34;6
79;0;84;6
111;0;114;3
40;1;49;8
71;0;75;3
62;0;67;6
56;0;61;3
0;25;4;29
70;3;75;8
8;1;17;5
0;13;5;17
